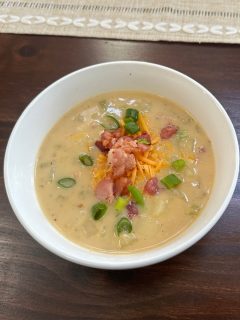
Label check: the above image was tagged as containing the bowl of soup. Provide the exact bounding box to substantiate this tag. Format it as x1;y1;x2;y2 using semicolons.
4;61;239;269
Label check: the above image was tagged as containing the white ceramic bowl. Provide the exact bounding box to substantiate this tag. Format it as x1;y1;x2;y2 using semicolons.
4;61;239;269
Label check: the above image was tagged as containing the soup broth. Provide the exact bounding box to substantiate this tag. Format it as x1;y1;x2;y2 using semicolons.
35;91;214;253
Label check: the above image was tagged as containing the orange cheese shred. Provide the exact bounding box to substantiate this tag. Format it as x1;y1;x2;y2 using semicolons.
131;167;137;184
137;155;158;166
151;136;160;144
138;112;150;133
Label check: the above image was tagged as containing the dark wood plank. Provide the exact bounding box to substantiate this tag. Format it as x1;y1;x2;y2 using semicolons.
0;34;239;320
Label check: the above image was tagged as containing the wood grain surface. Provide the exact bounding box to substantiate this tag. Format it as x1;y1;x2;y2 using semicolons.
0;34;239;320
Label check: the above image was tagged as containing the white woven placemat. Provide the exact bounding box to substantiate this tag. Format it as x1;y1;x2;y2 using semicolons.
1;0;240;43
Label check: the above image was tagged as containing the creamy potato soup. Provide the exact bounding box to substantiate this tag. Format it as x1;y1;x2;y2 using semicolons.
35;91;214;253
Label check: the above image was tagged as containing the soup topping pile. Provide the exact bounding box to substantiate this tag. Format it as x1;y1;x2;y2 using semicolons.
91;108;184;235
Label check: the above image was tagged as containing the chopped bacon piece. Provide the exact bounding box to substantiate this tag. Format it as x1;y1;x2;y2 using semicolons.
95;178;114;203
134;132;151;153
144;177;160;195
113;177;131;196
127;201;139;219
114;135;150;154
113;136;138;153
160;124;178;139
100;128;123;149
95;140;109;153
137;143;150;153
108;148;136;178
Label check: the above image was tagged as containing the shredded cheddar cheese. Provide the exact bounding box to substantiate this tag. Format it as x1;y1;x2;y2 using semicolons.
136;160;145;178
137;155;158;166
144;150;150;158
131;167;137;184
149;165;154;178
151;135;160;144
92;154;108;186
138;112;150;133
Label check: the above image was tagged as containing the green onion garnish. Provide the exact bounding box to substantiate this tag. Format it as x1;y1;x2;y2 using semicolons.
128;185;144;206
100;114;120;131
137;138;150;145
161;174;182;189
176;130;189;140
126;108;139;121
125;121;140;134
79;154;94;166
171;159;186;171
114;197;129;212
91;202;107;220
116;217;132;236
57;177;76;188
124;117;134;124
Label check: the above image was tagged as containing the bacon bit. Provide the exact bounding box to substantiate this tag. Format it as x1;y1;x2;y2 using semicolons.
138;143;150;153
113;136;138;153
113;135;150;154
95;140;109;153
101;128;123;149
95;178;114;203
144;177;160;195
160;124;178;139
108;148;136;178
127;201;139;219
113;177;131;196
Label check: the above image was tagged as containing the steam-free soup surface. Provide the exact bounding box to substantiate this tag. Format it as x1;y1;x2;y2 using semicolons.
35;91;214;253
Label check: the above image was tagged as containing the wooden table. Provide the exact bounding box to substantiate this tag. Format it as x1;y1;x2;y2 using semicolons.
0;34;239;320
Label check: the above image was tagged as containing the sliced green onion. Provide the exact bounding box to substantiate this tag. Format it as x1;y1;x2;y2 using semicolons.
126;108;139;121
124;117;134;124
79;154;94;166
57;177;76;188
100;115;120;131
171;159;186;171
128;185;144;206
114;197;129;212
116;217;132;236
137;138;150;145
176;130;188;141
161;174;182;189
125;121;140;134
91;202;107;220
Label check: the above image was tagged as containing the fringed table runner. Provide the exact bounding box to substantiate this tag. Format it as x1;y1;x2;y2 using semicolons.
1;0;240;43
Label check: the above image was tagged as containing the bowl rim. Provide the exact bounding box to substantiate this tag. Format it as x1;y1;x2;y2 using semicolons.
4;61;239;269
